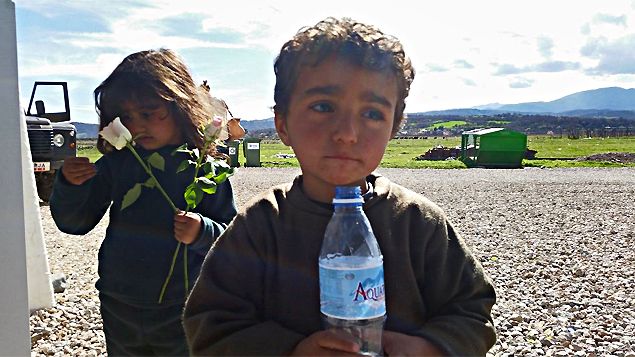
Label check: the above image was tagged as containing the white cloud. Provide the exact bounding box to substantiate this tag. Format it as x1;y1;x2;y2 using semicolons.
593;13;628;26
13;0;635;120
582;34;635;74
425;64;449;73
493;61;582;76
454;60;474;69
509;77;534;89
59;31;247;51
537;37;554;59
462;78;477;87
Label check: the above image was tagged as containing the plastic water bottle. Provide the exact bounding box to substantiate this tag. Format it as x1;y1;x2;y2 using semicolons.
319;186;386;356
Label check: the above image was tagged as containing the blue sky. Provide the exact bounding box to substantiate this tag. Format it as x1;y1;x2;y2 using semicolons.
13;0;635;124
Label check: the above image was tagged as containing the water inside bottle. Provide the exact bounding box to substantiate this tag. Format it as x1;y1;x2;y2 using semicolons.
322;314;386;356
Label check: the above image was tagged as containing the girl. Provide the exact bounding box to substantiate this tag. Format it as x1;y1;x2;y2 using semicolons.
50;49;237;356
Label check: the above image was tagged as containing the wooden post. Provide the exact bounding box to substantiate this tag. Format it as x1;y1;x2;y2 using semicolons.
0;0;31;354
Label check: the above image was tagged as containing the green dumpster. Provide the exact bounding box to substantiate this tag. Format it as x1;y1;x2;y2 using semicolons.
459;128;527;168
227;140;241;167
243;137;261;167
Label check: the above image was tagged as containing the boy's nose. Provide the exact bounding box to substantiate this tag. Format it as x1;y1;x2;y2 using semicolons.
331;114;358;144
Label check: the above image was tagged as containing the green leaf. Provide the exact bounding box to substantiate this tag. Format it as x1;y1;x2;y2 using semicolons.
214;160;233;175
215;159;231;169
191;148;200;159
197;176;215;186
184;183;204;209
143;177;156;188
202;161;214;175
147;153;165;171
176;160;191;173
213;171;230;184
172;144;190;156
184;184;197;208
200;186;217;195
197;177;217;194
194;185;204;206
121;184;142;210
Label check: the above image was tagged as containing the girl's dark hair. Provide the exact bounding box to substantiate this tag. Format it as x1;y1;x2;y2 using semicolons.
273;17;415;137
94;48;210;154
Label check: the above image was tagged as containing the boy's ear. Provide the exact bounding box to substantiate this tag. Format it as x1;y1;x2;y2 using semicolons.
275;112;291;146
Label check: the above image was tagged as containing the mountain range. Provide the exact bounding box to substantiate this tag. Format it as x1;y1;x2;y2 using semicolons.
73;87;635;138
418;87;635;117
479;87;635;112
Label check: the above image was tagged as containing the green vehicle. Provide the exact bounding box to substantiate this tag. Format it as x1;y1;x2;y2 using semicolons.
25;81;77;201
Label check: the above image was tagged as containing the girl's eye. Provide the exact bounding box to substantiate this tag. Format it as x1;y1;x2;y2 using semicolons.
363;109;386;121
310;102;333;113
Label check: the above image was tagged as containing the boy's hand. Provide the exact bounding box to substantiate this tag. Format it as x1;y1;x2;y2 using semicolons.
174;211;202;245
61;156;96;185
382;331;445;356
292;330;360;356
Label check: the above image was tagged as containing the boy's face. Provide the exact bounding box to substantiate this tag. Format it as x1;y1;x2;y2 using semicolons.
275;56;397;203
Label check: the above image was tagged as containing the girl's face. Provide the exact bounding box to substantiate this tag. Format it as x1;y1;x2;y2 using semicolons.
119;100;183;150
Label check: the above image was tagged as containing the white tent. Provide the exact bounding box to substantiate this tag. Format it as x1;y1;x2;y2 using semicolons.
1;0;54;354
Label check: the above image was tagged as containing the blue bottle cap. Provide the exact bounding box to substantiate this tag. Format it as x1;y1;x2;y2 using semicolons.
333;186;363;205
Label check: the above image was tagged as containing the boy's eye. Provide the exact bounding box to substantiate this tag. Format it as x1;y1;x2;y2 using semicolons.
310;102;333;113
363;109;386;121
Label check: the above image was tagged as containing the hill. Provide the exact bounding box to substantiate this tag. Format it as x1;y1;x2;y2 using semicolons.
72;87;635;138
73;118;276;139
73;122;99;139
418;87;635;117
240;118;274;132
497;87;635;113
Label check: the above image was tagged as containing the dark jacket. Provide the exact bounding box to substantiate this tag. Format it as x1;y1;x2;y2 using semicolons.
50;144;237;305
184;174;496;356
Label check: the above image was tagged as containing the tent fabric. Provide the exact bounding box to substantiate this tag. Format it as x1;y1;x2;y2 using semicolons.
20;111;55;311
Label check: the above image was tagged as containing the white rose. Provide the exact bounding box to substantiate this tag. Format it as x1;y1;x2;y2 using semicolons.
99;117;132;150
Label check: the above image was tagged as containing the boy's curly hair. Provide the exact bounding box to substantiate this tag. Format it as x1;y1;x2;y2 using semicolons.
273;17;415;137
94;49;210;154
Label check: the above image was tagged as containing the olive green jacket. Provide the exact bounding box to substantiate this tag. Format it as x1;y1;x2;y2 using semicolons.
184;174;496;356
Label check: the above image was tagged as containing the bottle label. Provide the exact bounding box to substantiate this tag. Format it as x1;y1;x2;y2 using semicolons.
319;263;386;319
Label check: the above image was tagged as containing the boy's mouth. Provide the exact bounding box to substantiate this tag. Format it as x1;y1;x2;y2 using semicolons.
325;154;358;162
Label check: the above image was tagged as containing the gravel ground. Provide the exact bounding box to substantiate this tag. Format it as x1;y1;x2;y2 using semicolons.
31;167;635;356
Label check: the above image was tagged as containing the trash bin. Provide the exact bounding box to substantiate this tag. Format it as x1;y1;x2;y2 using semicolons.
227;140;241;167
243;137;261;167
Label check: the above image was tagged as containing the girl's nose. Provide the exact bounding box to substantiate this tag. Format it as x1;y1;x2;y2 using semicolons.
124;115;143;136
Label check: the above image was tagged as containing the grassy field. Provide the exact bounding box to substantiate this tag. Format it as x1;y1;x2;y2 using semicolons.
527;136;635;158
77;135;635;169
426;120;467;130
77;140;103;162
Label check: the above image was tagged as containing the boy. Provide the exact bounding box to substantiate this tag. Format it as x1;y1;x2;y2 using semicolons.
183;17;496;356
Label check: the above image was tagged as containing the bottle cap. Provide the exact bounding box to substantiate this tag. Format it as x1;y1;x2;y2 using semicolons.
333;186;363;205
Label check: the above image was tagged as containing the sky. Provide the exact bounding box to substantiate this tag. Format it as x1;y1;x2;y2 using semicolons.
13;0;635;124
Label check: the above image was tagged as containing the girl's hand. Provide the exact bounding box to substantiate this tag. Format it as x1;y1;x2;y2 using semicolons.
173;211;202;244
292;330;360;356
61;156;97;185
382;331;445;356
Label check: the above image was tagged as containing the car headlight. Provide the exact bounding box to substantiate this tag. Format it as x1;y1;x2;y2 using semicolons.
53;133;65;147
